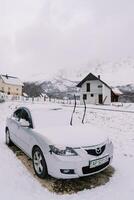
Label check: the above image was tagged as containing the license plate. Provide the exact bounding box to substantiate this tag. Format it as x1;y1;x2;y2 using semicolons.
90;156;109;168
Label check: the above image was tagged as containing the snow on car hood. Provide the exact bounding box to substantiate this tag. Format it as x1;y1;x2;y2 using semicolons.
35;124;108;148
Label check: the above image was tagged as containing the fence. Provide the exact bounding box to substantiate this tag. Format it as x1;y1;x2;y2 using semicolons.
4;94;80;105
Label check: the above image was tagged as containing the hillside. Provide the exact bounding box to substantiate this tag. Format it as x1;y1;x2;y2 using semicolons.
24;58;134;100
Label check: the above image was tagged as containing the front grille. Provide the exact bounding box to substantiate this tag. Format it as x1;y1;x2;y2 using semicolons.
85;145;106;156
82;159;110;174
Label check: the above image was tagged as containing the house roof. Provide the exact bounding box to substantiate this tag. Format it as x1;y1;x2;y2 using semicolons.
76;73;111;90
0;74;23;86
112;88;123;95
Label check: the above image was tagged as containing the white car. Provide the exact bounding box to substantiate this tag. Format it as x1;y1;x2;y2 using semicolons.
5;104;113;179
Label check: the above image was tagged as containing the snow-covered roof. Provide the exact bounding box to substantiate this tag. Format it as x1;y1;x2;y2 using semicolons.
77;73;111;89
0;75;23;86
23;92;28;97
112;88;123;95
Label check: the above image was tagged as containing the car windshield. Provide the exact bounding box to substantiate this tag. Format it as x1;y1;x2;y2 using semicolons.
31;106;78;129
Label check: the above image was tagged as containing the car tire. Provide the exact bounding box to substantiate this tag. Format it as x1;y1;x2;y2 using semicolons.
5;129;13;146
32;146;48;179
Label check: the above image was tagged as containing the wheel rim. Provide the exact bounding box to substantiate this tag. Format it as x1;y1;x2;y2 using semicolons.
6;131;10;144
33;151;44;175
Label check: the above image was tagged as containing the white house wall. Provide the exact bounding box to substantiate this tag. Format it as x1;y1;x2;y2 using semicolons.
80;80;102;104
0;77;22;96
102;85;111;105
80;80;111;105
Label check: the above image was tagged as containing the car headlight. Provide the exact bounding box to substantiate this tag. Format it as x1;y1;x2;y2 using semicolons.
49;145;78;156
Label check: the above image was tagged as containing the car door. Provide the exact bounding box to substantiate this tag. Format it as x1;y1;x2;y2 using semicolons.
16;108;34;156
9;108;23;145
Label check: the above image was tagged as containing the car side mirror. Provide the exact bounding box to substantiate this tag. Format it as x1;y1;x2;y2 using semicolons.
19;119;30;127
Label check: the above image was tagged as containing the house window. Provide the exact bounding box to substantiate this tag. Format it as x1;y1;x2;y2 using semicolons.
98;85;102;88
87;83;90;92
91;94;94;97
16;88;19;91
83;94;87;100
8;87;10;91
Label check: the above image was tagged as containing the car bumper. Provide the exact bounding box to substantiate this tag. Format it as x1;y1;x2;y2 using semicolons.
46;146;113;179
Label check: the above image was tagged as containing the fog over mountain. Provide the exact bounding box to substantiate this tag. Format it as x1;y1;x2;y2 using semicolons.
1;0;134;80
1;0;134;101
32;57;134;86
23;58;134;100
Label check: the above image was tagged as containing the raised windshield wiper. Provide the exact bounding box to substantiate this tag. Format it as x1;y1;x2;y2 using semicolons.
70;95;77;126
82;98;86;124
70;95;87;125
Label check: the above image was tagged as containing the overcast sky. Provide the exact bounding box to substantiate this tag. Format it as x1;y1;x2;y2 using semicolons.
1;0;134;80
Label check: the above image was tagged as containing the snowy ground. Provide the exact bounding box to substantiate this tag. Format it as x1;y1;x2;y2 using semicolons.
0;102;134;200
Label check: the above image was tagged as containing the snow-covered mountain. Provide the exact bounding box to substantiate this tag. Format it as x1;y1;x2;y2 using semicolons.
40;58;134;94
24;58;134;98
40;77;79;99
56;57;134;87
118;84;134;93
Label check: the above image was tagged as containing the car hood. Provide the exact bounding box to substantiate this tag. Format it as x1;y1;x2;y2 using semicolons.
35;124;109;148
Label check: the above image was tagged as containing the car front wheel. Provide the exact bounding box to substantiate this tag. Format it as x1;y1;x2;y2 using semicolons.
5;129;13;146
32;147;48;179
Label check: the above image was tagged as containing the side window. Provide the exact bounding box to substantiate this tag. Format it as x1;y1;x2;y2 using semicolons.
13;109;22;121
87;83;90;92
21;109;32;125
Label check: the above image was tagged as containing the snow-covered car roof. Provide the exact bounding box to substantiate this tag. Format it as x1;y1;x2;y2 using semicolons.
20;104;108;147
16;104;72;128
12;103;109;147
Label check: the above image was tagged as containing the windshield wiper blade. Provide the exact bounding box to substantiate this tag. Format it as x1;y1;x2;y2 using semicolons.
70;95;77;126
82;98;86;124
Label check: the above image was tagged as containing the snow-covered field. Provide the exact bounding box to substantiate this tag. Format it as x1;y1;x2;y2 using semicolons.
0;102;134;200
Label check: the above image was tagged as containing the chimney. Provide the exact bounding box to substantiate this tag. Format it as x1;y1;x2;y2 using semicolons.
98;75;100;79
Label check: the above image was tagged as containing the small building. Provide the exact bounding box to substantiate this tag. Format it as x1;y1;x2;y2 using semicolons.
77;73;121;105
0;74;23;96
40;93;48;101
111;87;123;102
